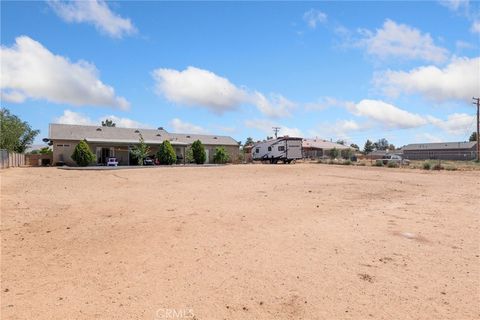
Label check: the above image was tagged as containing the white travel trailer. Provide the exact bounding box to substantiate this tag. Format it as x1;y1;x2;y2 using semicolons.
252;137;303;164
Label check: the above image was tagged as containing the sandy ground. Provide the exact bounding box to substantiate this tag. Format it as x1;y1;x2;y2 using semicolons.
1;164;479;320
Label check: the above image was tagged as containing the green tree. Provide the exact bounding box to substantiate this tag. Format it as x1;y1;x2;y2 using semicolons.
191;140;206;164
130;134;151;165
341;148;354;159
0;108;39;153
336;139;346;145
374;138;389;150
388;144;396;151
244;137;254;146
350;143;359;150
185;146;194;163
469;132;477;142
71;140;95;166
101;119;116;127
329;147;340;159
39;147;52;155
213;146;229;164
157;140;176;165
363;139;374;154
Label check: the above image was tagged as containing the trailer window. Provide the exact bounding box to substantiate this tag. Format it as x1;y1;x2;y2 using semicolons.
278;146;285;151
255;148;259;153
268;147;271;151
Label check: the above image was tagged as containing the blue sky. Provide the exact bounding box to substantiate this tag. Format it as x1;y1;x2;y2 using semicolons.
1;0;479;148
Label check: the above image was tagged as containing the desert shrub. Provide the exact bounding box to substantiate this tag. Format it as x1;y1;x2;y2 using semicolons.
341;148;355;160
328;159;335;165
157;140;176;165
387;161;399;168
375;161;384;167
422;162;431;170
191;140;206;164
445;166;457;171
357;162;366;166
329;147;340;159
71;140;95;166
342;160;352;165
213;146;229;164
432;163;444;170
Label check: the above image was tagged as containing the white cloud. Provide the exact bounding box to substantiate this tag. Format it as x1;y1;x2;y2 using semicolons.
245;119;303;138
414;132;444;143
376;56;480;102
169;118;209;134
251;92;296;118
348;99;428;129
54;110;151;128
47;0;136;38
439;0;469;11
152;66;295;118
471;20;480;33
1;36;129;109
357;19;449;63
304;97;344;111
153;66;247;114
309;119;372;140
102;115;153;129
303;9;327;28
54;110;95;125
428;113;476;135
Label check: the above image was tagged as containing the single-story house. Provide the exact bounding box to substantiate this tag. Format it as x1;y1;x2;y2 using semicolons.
365;149;403;160
401;141;477;161
302;138;352;159
48;123;240;166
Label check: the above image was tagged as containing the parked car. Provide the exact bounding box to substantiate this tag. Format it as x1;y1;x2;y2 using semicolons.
376;154;410;166
143;157;154;165
106;157;118;166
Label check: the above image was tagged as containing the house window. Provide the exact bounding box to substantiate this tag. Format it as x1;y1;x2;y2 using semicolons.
57;144;64;147
278;146;285;151
268;147;271;151
63;144;70;147
255;148;259;153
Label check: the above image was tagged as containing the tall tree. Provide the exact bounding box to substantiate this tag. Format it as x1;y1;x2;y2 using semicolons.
469;132;477;142
336;139;346;145
130;134;151;165
101;119;116;127
363;139;374;154
350;143;359;150
374;138;389;151
244;137;254;146
191;140;206;164
0;108;39;153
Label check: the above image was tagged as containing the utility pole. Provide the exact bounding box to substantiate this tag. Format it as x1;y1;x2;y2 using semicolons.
272;127;280;139
473;97;480;161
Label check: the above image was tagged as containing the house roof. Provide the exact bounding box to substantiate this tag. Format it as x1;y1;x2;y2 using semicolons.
302;138;351;150
402;141;477;151
49;124;238;146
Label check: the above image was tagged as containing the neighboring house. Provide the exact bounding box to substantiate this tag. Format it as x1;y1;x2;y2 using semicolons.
366;149;403;160
402;141;477;161
48;124;239;166
302;138;351;159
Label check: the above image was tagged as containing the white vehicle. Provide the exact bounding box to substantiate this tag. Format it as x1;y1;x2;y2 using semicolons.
106;157;118;166
252;137;303;164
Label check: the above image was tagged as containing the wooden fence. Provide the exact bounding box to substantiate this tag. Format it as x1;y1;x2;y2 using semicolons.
0;150;26;169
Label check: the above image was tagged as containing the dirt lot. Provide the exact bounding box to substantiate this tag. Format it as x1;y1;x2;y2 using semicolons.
1;164;479;319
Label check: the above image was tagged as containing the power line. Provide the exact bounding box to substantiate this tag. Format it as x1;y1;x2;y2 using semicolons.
272;127;280;139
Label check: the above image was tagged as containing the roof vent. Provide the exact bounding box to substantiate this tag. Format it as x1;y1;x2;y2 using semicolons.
186;135;191;138
213;136;218;139
134;130;140;133
96;128;102;131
